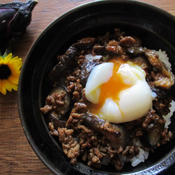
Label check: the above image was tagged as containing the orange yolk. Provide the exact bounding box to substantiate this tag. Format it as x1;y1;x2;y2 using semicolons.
89;59;132;114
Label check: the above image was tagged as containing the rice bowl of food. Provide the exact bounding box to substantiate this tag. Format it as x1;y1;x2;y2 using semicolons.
18;0;175;175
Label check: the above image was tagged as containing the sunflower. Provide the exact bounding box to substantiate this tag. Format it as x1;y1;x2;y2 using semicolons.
0;52;22;95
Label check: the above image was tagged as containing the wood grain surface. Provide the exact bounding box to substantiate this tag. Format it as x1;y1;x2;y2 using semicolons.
0;0;174;174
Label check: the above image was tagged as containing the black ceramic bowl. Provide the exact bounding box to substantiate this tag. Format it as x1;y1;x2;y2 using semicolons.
18;0;175;175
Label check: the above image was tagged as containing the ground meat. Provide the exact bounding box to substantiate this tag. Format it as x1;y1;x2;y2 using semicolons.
40;105;52;114
88;148;103;168
40;28;174;171
78;129;96;150
66;69;83;102
152;87;171;116
66;102;88;127
48;122;59;136
159;129;172;145
142;110;165;129
40;87;70;118
74;102;88;113
122;146;139;159
58;128;80;164
142;110;166;147
119;36;140;47
153;99;171;116
105;40;123;55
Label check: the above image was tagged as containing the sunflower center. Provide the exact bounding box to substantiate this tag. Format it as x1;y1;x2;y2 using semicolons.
0;64;11;79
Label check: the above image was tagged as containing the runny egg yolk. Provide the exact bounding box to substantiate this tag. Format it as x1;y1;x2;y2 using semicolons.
89;59;131;114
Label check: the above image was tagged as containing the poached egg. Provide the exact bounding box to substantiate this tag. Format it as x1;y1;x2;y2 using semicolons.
85;59;152;123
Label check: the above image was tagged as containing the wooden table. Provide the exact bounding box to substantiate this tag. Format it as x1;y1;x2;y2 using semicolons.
0;0;174;174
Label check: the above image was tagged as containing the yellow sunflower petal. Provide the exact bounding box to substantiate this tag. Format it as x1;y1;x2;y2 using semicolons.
0;81;2;94
0;52;22;95
1;80;11;92
0;81;7;95
8;75;19;84
0;58;5;64
8;64;21;76
4;79;18;92
5;53;13;61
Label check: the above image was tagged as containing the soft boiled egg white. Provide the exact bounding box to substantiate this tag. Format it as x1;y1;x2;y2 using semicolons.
85;59;153;123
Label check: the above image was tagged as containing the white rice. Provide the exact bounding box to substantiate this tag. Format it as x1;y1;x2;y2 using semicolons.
129;49;175;167
163;100;175;128
155;49;175;83
130;148;149;167
129;139;149;167
155;49;172;71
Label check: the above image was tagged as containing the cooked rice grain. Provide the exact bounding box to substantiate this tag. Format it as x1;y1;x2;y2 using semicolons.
163;100;175;128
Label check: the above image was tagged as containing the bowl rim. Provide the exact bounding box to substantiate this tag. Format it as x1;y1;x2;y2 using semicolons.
18;0;175;175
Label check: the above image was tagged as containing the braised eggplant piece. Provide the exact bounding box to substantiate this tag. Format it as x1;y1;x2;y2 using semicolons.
153;74;174;89
147;126;162;146
145;50;174;89
49;113;66;128
0;0;37;52
82;113;127;148
50;46;78;81
142;110;166;147
80;54;103;85
145;50;164;69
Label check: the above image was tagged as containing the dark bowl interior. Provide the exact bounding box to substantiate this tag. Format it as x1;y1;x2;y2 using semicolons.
18;0;175;175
